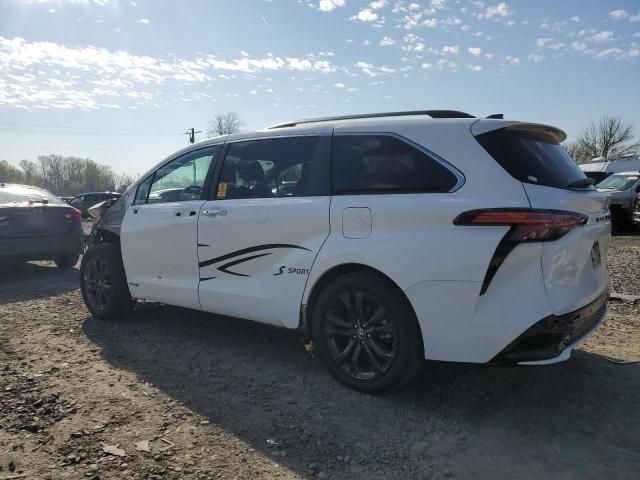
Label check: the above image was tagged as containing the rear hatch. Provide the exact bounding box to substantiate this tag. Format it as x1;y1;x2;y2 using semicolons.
473;122;610;314
0;185;76;238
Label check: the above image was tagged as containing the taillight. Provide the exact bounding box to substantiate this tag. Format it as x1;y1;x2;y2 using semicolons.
71;208;82;222
454;208;588;296
453;208;587;242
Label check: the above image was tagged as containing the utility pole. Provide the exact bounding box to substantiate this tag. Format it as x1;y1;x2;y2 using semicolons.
183;127;202;144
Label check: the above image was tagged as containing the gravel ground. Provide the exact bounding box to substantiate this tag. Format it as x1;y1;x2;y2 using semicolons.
0;234;638;480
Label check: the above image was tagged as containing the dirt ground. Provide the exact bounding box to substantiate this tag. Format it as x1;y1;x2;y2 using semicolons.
0;234;638;480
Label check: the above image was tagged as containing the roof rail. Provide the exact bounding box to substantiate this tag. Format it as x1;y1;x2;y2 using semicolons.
268;110;475;129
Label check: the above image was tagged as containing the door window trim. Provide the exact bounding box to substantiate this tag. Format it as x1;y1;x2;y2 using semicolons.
330;131;465;195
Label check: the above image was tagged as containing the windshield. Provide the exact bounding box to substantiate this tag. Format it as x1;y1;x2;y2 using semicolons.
597;174;639;191
0;185;64;207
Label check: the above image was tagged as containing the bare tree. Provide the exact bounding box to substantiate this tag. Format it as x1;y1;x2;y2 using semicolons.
575;116;640;162
18;159;41;186
206;111;245;137
0;160;23;183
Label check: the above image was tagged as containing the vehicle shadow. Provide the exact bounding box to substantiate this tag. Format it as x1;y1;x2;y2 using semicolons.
0;261;79;304
82;304;640;479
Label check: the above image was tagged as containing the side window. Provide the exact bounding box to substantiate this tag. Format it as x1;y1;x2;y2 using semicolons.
332;135;458;194
137;147;218;205
69;196;84;206
216;136;330;200
134;177;153;205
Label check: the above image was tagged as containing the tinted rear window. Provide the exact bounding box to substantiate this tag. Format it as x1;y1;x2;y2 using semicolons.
332;135;458;194
476;128;586;190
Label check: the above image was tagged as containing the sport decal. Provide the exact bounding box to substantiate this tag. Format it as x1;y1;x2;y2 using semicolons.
199;244;311;277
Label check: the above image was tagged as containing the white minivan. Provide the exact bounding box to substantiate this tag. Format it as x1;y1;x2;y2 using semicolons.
80;110;611;392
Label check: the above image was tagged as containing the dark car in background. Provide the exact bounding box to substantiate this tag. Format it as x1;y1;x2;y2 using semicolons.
68;192;121;218
0;183;83;268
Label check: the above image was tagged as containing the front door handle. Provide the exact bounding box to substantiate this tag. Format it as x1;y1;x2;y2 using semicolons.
202;208;228;217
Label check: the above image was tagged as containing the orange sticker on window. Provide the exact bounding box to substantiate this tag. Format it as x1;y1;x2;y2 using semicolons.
217;182;228;199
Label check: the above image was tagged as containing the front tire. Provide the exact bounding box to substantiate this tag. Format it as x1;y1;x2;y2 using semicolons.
80;243;132;319
311;271;423;393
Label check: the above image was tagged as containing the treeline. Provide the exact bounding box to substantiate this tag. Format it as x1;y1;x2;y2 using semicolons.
0;155;135;196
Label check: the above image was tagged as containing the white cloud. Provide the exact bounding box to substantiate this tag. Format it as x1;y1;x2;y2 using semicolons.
369;0;386;9
504;55;520;65
630;13;640;22
0;36;340;110
609;10;628;20
571;41;587;51
570;16;581;22
618;48;640;60
536;37;554;47
351;9;380;23
594;48;622;59
591;31;613;43
424;18;438;28
32;0;111;5
468;65;482;71
379;36;395;46
430;0;446;9
468;47;482;56
334;82;345;88
318;0;345;12
528;53;544;63
353;61;395;77
478;2;511;20
442;45;459;55
137;18;150;25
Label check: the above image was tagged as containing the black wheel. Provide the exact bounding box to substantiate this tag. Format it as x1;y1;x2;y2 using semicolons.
80;243;133;319
54;253;79;269
311;271;423;393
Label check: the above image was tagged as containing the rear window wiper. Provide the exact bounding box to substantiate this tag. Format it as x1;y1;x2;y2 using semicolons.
567;178;595;190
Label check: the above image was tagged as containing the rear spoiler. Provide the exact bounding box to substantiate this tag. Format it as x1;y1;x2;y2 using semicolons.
471;120;567;143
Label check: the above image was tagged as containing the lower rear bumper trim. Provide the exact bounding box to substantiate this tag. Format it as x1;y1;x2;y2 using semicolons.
491;291;608;364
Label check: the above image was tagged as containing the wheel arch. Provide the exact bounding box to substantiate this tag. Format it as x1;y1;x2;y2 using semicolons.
302;262;425;357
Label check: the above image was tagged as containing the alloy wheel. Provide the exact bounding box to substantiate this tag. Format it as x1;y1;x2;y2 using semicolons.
324;290;398;381
83;257;112;311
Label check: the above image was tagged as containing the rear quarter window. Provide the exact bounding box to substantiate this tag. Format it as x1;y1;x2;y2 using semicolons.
332;134;459;194
476;128;586;190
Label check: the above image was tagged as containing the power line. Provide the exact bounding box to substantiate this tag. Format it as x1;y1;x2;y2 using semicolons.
0;129;182;137
0;121;183;134
4;145;177;150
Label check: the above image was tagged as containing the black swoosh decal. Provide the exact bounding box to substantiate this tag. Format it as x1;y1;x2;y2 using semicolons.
217;253;273;277
199;276;216;281
198;243;210;247
198;243;310;268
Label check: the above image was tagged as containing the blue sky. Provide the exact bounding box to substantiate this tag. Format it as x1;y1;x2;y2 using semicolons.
1;0;639;176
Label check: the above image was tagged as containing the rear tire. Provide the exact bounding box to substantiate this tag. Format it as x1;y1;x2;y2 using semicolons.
54;253;79;269
311;271;423;393
80;243;133;320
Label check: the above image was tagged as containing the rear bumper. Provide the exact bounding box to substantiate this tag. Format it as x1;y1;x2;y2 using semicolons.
491;291;608;364
0;226;82;261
